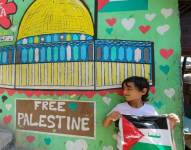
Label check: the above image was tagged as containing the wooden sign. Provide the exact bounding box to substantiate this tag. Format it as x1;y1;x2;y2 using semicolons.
16;99;95;138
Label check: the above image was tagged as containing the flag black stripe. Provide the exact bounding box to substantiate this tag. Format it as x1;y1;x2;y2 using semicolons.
115;115;168;129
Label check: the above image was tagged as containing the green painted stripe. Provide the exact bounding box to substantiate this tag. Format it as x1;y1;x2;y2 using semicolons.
100;0;148;12
132;142;172;150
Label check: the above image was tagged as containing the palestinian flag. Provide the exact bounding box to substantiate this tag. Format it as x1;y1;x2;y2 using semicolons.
117;115;173;150
98;0;148;12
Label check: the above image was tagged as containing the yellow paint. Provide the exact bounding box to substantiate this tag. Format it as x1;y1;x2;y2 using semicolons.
81;62;86;86
64;62;68;85
40;64;45;85
21;65;27;86
28;64;32;85
71;63;74;85
6;65;9;84
66;34;71;41
0;71;2;84
34;64;39;85
119;63;125;83
53;63;58;85
67;62;72;85
34;36;39;43
65;63;68;86
128;63;132;77
88;62;93;86
144;64;150;80
0;66;2;84
47;63;52;85
5;65;8;84
57;63;60;85
17;0;94;40
135;64;141;76
36;64;40;85
104;63;109;85
96;62;102;87
85;63;88;86
2;66;7;84
8;65;13;84
1;62;152;88
15;65;20;86
112;63;117;85
60;63;65;85
74;62;79;86
64;63;68;85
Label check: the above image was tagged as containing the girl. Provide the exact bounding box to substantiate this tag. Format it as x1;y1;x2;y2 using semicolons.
103;76;180;149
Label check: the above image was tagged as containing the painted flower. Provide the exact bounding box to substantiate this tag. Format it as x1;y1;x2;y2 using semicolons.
0;0;17;29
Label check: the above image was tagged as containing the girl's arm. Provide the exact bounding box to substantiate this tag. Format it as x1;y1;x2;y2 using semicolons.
103;111;121;128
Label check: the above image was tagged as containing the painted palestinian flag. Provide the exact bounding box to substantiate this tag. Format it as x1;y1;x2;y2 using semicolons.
98;0;148;12
118;115;173;150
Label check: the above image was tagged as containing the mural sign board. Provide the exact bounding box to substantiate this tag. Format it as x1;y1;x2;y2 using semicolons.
16;99;95;138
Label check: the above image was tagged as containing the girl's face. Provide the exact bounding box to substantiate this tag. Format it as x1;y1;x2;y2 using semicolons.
123;82;147;102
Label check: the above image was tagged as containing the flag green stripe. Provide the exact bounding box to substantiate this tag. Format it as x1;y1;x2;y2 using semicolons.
100;0;148;12
132;142;172;150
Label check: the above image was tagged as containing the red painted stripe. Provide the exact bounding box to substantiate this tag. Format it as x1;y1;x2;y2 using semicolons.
0;88;123;97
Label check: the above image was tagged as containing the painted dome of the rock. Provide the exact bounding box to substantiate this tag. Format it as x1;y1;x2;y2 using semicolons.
17;0;94;40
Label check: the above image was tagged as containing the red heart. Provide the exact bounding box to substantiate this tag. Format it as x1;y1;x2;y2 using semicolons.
3;115;12;124
139;25;151;33
160;49;174;59
57;91;64;96
150;86;155;94
106;18;116;26
26;136;35;143
98;0;109;11
34;91;42;97
0;89;5;94
6;89;15;96
24;90;34;97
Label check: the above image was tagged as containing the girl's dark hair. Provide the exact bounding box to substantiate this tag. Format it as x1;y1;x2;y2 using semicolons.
122;76;150;102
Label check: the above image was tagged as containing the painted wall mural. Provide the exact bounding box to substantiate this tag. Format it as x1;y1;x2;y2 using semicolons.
0;0;154;90
0;0;183;150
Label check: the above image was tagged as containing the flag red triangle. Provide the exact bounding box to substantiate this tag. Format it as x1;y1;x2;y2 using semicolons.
97;0;109;11
121;116;144;150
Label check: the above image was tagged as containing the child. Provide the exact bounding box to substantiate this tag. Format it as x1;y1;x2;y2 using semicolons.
103;76;180;148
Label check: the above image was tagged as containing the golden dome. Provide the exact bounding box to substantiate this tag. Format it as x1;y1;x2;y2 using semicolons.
17;0;94;40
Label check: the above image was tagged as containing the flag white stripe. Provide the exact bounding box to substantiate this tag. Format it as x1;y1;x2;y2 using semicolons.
118;118;123;150
138;129;172;147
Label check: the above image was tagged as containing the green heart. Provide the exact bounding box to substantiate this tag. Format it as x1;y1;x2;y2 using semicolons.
68;102;78;111
106;28;113;34
153;101;163;109
159;65;169;74
44;137;51;145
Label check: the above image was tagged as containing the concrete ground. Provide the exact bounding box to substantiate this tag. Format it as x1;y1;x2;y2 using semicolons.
0;126;15;150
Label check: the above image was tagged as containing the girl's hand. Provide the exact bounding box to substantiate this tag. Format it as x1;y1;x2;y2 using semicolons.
108;111;121;122
103;111;121;128
167;113;180;129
